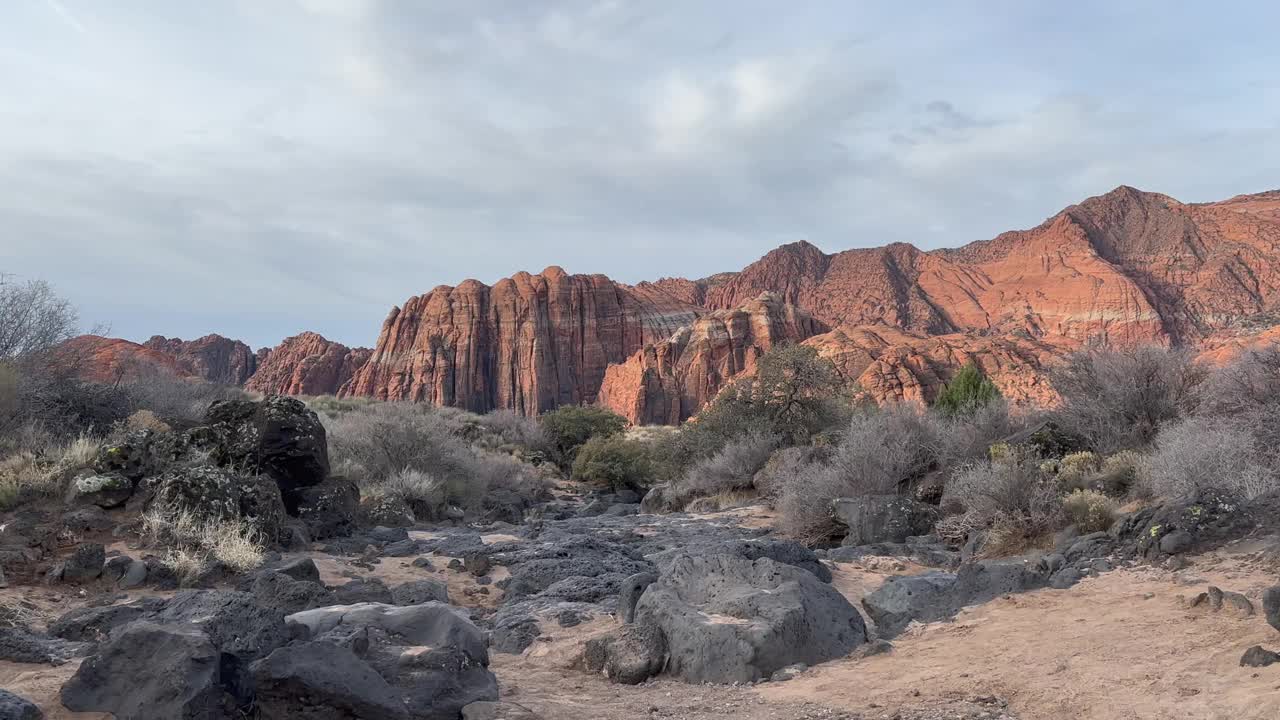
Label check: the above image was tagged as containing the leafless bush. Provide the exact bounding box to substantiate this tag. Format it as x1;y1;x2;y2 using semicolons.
753;444;832;500
480;409;551;454
119;368;242;425
929;399;1033;469
327;402;550;520
1049;345;1206;453
1139;415;1279;501
0;279;80;361
325;402;476;482
1198;345;1280;417
671;430;780;506
776;403;937;544
944;454;1063;554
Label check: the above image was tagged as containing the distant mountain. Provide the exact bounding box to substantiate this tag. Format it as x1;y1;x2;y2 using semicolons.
67;186;1280;421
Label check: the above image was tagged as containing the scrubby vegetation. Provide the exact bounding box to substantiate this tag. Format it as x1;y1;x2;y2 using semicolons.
322;401;553;522
933;363;1001;417
539;405;627;470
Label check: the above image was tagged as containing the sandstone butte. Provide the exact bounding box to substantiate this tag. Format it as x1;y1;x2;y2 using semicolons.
244;332;372;396
142;334;259;386
60;185;1280;422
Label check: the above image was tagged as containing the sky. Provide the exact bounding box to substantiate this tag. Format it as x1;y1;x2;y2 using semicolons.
2;1;1278;349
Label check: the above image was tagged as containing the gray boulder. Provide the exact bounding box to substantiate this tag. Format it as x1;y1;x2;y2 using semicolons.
250;641;410;720
286;602;498;720
1264;585;1280;632
60;622;231;719
634;553;867;684
832;495;939;546
332;577;394;605
1241;645;1280;667
391;579;449;606
155;590;289;663
275;556;322;582
582;623;667;685
137;465;287;544
618;571;656;624
0;689;42;720
861;572;958;637
248;571;333;614
49;597;169;642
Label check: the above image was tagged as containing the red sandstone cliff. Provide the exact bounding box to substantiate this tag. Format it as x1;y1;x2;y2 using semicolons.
142;334;258;385
597;293;827;424
245;332;371;396
341;267;702;414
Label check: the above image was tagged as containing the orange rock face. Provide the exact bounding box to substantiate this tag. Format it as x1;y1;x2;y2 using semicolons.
341;267;702;414
142;334;259;385
54;335;188;383
598;293;827;424
804;325;1077;407
246;332;371;396
341;187;1280;421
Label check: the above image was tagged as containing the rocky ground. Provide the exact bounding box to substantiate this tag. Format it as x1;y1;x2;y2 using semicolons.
3;396;1280;719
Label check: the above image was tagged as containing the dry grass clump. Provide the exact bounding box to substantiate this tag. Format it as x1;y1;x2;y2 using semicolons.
0;433;103;509
141;508;265;584
125;409;171;433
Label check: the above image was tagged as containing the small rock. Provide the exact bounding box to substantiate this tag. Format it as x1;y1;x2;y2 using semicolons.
1159;530;1194;555
411;557;435;570
1264;585;1280;632
1241;645;1280;668
769;663;808;682
0;688;42;720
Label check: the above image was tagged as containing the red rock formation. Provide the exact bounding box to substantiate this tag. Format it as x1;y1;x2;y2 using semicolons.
804;325;1076;406
142;334;258;385
246;332;371;396
598;293;827;424
703;188;1280;348
342;268;702;414
54;336;188;383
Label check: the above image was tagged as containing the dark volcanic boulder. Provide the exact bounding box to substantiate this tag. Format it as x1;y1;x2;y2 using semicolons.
650;537;831;583
390;579;449;606
634;553;867;684
49;597;169;643
60;543;104;584
195;396;329;512
286;602;498;720
831;495;940;547
1265;585;1280;633
0;689;42;720
65;473;134;509
138;465;287;543
251;641;410;720
155;590;289;663
0;625;86;665
60;622;231;720
295;475;360;539
1116;488;1254;559
247;571;333;614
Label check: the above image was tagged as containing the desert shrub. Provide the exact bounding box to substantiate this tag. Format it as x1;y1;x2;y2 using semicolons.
120;370;242;426
1138;415;1278;501
752;444;832;500
933;363;1001;417
327;401;551;520
125;409;171;433
141;508;265;584
668;346;849;472
669;430;780;507
1054;451;1101;492
571;434;655;492
1093;450;1142;496
1061;489;1119;533
0;433;103;509
478;409;552;456
930;399;1032;470
945;453;1063;555
326;402;476;482
539;405;627;469
306;394;379;419
1197;345;1280;417
777;403;937;544
1049;345;1206;453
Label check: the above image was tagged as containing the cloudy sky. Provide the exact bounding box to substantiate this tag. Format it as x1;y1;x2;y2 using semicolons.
2;1;1277;349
